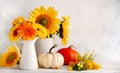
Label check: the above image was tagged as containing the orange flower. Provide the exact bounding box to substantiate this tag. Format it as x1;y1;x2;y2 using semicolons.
69;61;75;67
18;21;36;40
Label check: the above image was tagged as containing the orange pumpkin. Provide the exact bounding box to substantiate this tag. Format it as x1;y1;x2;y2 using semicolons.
57;45;82;65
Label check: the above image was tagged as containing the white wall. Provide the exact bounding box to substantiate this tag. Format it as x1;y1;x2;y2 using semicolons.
0;0;120;61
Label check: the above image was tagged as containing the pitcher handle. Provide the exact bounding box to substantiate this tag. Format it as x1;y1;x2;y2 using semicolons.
13;42;21;57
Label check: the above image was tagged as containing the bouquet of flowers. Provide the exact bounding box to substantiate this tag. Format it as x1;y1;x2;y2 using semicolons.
68;51;101;71
9;17;48;42
9;6;70;45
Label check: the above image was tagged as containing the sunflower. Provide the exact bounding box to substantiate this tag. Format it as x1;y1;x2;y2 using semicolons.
33;23;48;38
29;6;60;36
9;25;23;42
0;45;20;67
19;21;36;40
59;16;70;45
12;17;25;26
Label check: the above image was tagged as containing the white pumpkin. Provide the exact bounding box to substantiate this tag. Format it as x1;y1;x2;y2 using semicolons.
38;45;64;69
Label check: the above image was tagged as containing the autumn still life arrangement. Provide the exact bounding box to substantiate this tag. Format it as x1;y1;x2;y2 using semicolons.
0;6;101;71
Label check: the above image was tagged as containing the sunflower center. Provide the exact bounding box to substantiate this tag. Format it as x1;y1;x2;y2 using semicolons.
13;29;18;36
59;24;63;38
36;14;51;27
39;18;48;26
6;52;17;63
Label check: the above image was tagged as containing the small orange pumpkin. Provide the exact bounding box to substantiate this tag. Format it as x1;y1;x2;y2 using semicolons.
57;45;82;65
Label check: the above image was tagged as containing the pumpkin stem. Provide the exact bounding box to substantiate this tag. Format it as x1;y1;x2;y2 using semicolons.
69;45;76;49
49;44;57;53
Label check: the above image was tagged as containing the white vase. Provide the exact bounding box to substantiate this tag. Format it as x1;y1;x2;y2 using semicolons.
19;38;38;69
35;38;54;56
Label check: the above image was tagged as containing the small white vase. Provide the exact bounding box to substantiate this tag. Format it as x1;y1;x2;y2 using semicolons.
19;38;38;69
35;38;54;56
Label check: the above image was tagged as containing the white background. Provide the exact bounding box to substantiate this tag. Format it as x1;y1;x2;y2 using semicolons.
0;0;120;61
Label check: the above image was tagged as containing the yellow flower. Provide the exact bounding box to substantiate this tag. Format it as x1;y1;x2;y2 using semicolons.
12;17;25;26
68;66;73;71
85;60;92;70
9;25;23;42
0;45;20;67
33;23;48;38
60;16;70;45
29;6;60;36
77;62;83;68
91;61;101;70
